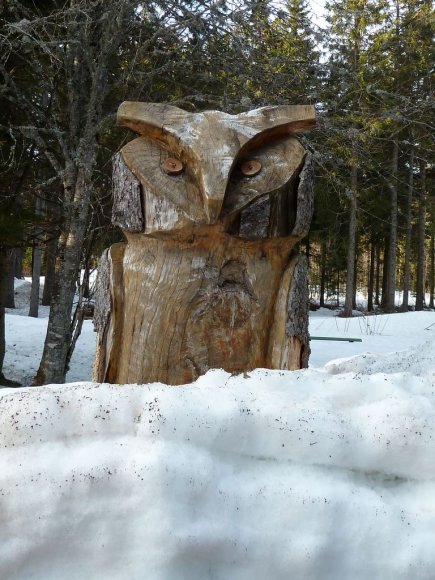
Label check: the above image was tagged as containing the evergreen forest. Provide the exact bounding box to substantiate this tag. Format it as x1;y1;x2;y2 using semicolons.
0;0;433;384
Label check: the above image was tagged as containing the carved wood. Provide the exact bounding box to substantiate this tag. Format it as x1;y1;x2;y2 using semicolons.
94;103;316;385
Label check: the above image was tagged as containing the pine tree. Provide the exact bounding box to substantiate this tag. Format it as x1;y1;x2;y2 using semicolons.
368;0;434;310
322;0;383;315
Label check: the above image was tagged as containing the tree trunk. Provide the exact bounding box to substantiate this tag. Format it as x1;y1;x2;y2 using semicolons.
0;301;5;384
305;237;310;268
367;240;375;312
42;236;57;306
64;235;96;375
353;234;358;310
29;241;42;318
375;242;381;306
343;165;357;317
381;238;389;309
4;1;135;385
81;234;95;300
415;161;426;311
5;250;15;308
94;103;315;385
13;247;24;279
0;249;7;380
319;240;326;307
401;141;414;311
429;226;434;310
34;169;92;385
429;183;435;309
0;248;20;386
96;234;313;385
384;138;399;312
29;194;44;318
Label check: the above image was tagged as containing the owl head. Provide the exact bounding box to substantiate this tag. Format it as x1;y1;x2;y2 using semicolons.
113;102;315;239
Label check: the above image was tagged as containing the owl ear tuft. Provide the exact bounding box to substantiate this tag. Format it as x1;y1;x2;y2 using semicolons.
237;105;316;134
117;102;191;136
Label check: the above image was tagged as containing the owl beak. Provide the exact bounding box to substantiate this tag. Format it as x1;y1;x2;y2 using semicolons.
200;162;232;223
202;184;227;223
205;195;225;223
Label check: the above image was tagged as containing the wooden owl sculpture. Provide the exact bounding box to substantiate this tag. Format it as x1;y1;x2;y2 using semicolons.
93;102;316;385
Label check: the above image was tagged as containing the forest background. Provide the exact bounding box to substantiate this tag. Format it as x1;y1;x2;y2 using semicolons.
0;0;433;385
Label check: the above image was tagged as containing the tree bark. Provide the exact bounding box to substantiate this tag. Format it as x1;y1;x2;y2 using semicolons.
429;181;435;309
367;240;375;312
415;161;426;310
401;141;414;311
0;249;7;380
0;301;5;384
319;240;326;307
29;194;45;317
13;248;24;279
383;137;399;312
0;248;20;386
5;250;15;308
375;242;381;306
429;226;434;310
353;234;358;310
305;236;310;268
381;238;389;308
343;164;357;317
29;241;42;318
42;236;57;306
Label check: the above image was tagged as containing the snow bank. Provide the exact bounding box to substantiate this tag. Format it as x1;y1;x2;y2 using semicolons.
326;338;435;378
1;350;435;579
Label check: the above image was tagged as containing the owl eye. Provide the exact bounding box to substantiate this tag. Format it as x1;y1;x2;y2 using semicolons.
161;157;184;175
240;159;262;177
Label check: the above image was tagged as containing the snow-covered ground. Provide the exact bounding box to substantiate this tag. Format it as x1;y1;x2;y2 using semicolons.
4;278;95;385
1;280;435;579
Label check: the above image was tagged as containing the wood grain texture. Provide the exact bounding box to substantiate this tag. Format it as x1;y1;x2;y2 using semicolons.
94;103;316;385
97;230;302;385
117;102;315;224
117;102;315;142
120;137;206;233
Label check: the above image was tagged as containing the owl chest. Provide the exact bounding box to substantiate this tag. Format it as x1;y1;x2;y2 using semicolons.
112;234;296;385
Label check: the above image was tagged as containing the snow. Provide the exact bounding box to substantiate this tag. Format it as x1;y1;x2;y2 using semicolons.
1;280;435;579
310;307;435;368
4;313;95;386
4;278;95;385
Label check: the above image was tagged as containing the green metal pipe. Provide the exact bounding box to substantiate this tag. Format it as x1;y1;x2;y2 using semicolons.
310;336;362;343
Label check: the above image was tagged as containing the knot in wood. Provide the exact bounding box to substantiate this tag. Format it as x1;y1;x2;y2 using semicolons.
161;157;184;175
240;159;262;176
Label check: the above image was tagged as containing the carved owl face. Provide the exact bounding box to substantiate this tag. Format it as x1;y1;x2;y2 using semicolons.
114;102;315;239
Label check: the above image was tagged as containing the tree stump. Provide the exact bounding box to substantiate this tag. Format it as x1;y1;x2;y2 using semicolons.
94;102;316;385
